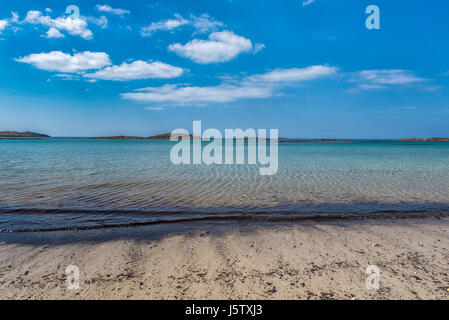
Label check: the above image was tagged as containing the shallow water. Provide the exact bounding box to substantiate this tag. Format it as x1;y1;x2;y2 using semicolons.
1;138;449;232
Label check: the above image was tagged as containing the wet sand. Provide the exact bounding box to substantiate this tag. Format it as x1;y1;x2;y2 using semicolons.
0;218;448;300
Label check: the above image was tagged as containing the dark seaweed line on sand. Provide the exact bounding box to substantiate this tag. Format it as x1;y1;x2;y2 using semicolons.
1;210;448;233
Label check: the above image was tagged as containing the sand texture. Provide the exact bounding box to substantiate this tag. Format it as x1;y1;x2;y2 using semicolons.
0;219;448;300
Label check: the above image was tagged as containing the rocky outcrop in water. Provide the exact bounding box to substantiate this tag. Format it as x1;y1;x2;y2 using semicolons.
399;137;449;142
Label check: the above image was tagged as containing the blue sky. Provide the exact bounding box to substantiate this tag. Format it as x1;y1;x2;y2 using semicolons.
0;0;448;138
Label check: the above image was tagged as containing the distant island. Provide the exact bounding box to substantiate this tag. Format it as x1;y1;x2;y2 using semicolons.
0;131;50;138
90;134;333;142
91;133;275;140
89;135;351;143
91;133;200;140
279;139;339;143
43;133;449;143
399;137;449;142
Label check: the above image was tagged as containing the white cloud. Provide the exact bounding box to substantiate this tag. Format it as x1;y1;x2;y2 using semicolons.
122;65;337;104
0;11;21;36
141;14;188;37
0;20;8;33
245;65;337;83
350;69;427;90
15;51;111;73
54;73;80;81
45;27;65;38
253;43;265;54
141;13;224;37
168;30;254;64
302;0;316;7
84;60;183;81
24;10;93;39
95;4;130;16
145;107;165;111
16;51;182;82
0;12;23;35
86;15;108;29
10;12;19;23
356;69;426;85
123;84;271;104
191;14;224;34
357;84;386;90
422;85;443;92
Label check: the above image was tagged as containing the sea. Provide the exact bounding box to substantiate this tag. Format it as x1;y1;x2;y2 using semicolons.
1;138;449;233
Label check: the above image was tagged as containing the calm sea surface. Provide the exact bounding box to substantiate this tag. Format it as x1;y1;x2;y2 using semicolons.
1;138;449;232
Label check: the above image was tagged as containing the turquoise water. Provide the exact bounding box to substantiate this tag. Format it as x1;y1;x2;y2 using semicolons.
1;138;449;232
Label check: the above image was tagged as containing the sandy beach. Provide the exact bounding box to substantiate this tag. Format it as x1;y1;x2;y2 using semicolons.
0;218;448;300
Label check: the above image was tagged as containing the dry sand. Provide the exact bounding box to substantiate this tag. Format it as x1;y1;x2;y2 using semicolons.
0;218;448;300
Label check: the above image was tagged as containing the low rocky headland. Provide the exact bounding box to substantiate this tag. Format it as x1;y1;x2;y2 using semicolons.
0;131;49;138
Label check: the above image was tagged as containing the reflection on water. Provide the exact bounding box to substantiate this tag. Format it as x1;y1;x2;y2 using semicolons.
1;138;449;231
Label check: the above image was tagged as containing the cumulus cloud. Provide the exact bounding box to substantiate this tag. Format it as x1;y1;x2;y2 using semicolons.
45;27;65;38
15;51;111;73
16;51;183;82
302;0;316;7
141;13;223;37
122;65;337;104
84;61;183;81
0;12;24;36
168;30;255;64
95;4;130;16
0;20;8;33
350;69;427;91
141;14;189;37
24;10;93;39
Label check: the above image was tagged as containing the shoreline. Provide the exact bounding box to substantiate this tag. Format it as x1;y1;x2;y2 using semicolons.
1;210;449;234
1;218;448;300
